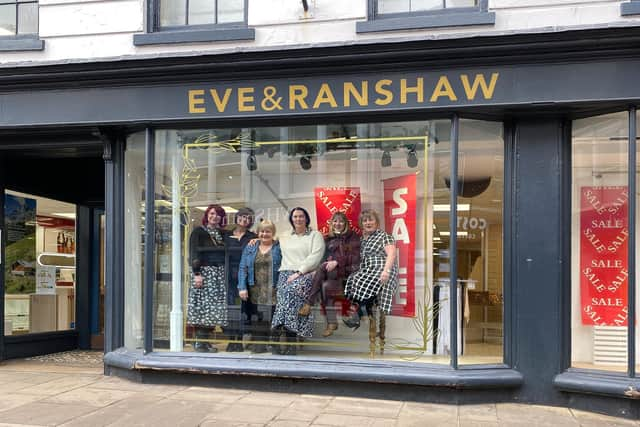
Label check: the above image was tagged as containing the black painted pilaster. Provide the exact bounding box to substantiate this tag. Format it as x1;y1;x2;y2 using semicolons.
103;131;125;359
513;119;565;402
76;205;91;349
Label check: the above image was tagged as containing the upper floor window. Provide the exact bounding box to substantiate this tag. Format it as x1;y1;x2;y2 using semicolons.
377;0;477;15
159;0;244;28
134;0;254;46
0;0;43;51
357;0;495;33
0;0;37;36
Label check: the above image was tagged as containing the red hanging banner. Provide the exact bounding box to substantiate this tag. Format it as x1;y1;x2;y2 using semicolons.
384;174;416;317
580;186;629;326
313;187;362;236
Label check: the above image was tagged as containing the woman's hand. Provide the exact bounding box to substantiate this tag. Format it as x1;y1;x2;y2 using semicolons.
380;270;390;284
325;260;338;272
194;275;204;288
287;272;302;283
247;238;260;247
239;290;249;301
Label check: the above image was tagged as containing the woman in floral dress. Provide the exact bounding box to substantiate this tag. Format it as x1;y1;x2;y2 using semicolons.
271;207;325;355
188;204;228;352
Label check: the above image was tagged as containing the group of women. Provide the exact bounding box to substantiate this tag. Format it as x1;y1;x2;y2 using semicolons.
187;204;399;355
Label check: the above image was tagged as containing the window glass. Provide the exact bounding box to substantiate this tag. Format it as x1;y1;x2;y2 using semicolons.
124;133;146;349
160;0;244;27
572;112;629;372
377;0;476;14
0;4;16;35
160;0;186;27
188;0;215;26
457;119;504;365
4;190;76;336
17;2;36;34
217;0;243;23
142;119;504;365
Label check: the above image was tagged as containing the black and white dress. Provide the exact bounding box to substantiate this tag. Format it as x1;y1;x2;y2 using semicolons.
345;229;398;314
187;226;228;327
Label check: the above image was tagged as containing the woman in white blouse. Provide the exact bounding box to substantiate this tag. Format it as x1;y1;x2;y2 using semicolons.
271;207;325;355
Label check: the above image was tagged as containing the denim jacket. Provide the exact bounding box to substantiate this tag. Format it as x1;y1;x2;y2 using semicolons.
237;241;282;291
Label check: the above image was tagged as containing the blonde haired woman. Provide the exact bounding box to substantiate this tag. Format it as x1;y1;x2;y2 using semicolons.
237;220;282;353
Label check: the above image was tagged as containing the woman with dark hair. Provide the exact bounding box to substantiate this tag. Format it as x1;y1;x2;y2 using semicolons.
343;209;399;331
299;211;360;337
271;207;325;355
224;207;257;352
188;204;228;352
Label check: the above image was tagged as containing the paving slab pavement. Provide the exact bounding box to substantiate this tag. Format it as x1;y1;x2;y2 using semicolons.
0;355;637;427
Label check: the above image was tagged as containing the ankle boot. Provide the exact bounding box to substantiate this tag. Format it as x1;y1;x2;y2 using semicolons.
269;328;283;355
284;331;297;355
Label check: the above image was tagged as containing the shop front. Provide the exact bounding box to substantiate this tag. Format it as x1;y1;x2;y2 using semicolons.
2;29;640;417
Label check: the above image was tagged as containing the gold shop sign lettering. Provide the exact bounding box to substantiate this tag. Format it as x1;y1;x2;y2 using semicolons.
187;72;500;115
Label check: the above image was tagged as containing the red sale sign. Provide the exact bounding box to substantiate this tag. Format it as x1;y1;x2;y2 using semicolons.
314;187;361;236
580;186;629;326
383;174;416;317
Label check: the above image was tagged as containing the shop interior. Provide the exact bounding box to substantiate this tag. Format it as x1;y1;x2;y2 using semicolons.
1;135;105;357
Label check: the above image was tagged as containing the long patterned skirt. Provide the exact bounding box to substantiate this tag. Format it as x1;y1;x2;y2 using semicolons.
271;271;314;338
187;265;228;327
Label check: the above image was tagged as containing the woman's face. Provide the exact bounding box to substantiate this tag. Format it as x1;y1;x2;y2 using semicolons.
236;214;252;229
361;216;378;233
291;210;307;230
331;216;347;233
207;209;221;227
258;227;274;244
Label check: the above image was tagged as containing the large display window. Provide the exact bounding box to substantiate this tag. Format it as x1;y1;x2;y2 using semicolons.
571;110;640;373
125;118;504;365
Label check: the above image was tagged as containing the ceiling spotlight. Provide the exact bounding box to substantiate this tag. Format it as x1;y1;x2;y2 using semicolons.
381;150;392;167
300;155;312;170
407;149;418;168
246;152;258;171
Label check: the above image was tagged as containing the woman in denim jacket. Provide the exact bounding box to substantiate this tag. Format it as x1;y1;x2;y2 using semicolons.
237;220;282;353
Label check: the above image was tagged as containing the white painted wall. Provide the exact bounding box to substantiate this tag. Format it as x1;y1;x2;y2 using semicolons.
1;1;640;65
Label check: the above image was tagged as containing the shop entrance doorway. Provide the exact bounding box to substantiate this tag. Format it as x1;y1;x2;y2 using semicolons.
0;135;105;360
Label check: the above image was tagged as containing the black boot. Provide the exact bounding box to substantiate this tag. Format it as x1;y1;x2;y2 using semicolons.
283;331;298;356
270;327;283;355
342;304;361;330
194;327;214;352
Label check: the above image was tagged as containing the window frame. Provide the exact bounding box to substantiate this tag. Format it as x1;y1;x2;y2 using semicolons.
621;0;640;16
134;0;254;46
0;0;43;52
554;106;640;399
356;0;495;34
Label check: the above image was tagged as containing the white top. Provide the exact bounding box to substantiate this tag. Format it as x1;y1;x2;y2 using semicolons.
279;229;325;274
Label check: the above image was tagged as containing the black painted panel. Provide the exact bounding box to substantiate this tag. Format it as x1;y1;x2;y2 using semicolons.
76;205;92;349
513;119;564;403
4;332;78;359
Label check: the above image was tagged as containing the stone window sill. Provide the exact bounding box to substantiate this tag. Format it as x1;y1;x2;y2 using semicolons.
134;27;255;46
356;11;495;34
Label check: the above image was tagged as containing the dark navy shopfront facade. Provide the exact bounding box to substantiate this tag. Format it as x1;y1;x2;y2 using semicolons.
1;27;640;418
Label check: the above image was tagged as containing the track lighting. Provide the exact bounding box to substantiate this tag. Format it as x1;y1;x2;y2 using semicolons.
300;155;312;170
247;152;258;171
381;150;392;168
406;149;418;168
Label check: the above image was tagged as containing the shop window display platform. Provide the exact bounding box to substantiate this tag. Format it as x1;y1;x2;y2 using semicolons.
104;347;522;390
